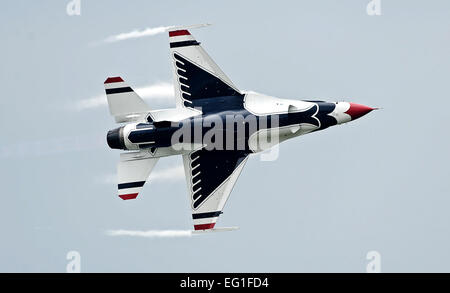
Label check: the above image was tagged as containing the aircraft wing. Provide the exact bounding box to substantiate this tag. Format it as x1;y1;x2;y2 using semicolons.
182;148;248;231
168;27;242;110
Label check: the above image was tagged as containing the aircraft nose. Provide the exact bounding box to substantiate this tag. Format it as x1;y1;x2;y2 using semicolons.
345;103;376;120
107;127;125;150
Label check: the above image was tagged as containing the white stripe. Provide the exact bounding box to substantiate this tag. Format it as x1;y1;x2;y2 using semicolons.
193;217;218;225
181;91;191;96
118;186;142;196
104;81;128;89
169;35;195;43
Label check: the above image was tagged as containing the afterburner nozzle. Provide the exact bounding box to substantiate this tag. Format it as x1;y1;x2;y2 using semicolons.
107;127;125;150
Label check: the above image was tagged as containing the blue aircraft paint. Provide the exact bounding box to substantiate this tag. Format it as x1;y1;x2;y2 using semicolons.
189;149;248;209
127;101;338;151
173;53;244;111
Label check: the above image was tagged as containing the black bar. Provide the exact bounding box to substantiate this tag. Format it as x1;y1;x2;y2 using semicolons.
192;211;222;219
1;273;449;291
170;40;200;48
105;87;133;94
118;181;145;190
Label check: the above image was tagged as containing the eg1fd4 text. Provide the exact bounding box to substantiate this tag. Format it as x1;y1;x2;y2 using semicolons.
225;278;269;288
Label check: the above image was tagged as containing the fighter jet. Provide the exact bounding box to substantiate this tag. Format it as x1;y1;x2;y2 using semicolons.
106;26;376;232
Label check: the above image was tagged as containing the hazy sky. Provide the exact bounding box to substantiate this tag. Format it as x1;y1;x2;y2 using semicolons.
1;0;450;272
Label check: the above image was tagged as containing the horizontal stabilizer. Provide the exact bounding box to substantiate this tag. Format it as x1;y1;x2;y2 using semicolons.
117;153;159;200
104;76;150;123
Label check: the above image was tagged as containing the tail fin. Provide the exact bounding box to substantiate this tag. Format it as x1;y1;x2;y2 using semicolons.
104;77;150;123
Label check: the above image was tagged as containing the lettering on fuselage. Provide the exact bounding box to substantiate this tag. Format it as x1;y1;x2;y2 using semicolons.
126;102;338;152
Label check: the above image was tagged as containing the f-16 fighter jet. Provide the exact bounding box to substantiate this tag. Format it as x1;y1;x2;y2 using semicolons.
106;25;376;232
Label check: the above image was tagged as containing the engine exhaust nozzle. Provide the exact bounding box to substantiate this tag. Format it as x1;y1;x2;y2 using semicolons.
107;127;125;150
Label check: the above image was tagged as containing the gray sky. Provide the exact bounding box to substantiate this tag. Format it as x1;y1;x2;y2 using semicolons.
1;0;450;272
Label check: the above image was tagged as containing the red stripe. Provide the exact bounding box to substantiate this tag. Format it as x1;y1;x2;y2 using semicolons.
194;223;216;230
104;77;124;84
119;193;138;200
169;30;190;37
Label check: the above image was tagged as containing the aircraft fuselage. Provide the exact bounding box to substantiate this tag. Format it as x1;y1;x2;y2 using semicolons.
107;92;374;156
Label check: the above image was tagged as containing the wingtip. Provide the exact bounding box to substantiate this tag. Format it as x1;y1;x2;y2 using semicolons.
119;193;139;200
104;76;124;84
191;227;239;234
167;23;212;33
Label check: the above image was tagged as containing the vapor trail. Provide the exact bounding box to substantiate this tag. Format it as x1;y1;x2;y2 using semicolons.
97;23;211;45
106;229;192;238
99;165;184;185
103;26;171;43
76;81;174;110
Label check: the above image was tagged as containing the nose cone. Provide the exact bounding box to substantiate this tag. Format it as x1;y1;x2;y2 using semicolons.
107;127;125;150
345;103;375;120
